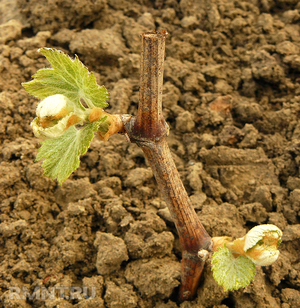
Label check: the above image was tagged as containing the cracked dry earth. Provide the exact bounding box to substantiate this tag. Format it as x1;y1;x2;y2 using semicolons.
0;0;300;307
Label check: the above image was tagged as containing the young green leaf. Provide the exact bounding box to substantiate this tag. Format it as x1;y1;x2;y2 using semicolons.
22;48;109;110
36;118;106;185
211;247;256;291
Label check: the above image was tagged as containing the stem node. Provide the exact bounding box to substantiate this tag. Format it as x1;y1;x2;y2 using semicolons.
198;249;210;262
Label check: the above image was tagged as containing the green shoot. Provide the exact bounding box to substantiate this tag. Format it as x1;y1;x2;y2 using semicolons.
22;48;113;184
211;224;282;291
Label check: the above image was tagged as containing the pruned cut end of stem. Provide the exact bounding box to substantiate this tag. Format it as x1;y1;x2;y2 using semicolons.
142;30;168;39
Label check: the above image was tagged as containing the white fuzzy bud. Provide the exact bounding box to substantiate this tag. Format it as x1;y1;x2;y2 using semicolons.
244;224;282;266
36;94;72;118
31;94;83;139
244;224;282;251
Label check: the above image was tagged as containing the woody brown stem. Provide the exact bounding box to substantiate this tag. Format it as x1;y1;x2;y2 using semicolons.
140;138;211;301
132;31;169;140
124;31;211;301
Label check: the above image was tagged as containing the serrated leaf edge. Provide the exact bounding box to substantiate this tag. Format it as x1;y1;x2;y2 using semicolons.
211;246;256;291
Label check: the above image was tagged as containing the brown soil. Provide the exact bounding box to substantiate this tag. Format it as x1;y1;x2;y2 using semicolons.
1;0;300;307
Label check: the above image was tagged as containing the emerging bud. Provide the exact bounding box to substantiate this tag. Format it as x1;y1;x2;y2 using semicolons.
212;224;282;267
243;224;282;266
36;94;72;119
31;94;81;139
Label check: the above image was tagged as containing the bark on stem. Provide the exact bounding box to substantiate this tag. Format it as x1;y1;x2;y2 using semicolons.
132;31;169;140
141;139;211;301
124;31;212;301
